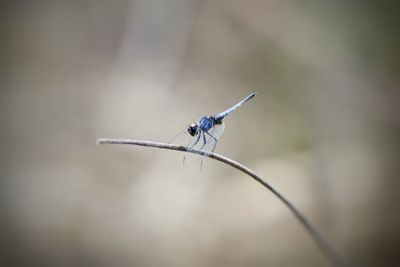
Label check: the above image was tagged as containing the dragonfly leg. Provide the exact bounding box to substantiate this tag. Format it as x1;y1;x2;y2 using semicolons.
184;131;201;164
199;131;208;170
199;131;207;151
191;131;201;147
205;131;218;153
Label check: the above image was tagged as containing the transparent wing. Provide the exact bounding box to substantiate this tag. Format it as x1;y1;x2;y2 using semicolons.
205;122;225;152
183;131;202;166
168;129;188;144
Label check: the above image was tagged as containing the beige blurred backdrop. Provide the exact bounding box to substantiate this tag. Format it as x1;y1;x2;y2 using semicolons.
1;1;399;266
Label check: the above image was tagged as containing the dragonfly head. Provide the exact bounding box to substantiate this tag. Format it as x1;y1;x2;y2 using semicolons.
188;123;198;136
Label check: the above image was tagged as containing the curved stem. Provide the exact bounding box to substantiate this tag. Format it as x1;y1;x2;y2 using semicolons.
97;138;346;266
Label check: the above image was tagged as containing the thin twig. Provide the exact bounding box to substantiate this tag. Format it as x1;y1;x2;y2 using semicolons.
97;138;346;266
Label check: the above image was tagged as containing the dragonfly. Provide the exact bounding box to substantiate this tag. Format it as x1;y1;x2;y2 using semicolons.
182;92;257;165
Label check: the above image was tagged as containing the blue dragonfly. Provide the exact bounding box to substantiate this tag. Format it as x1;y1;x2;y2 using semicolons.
182;92;257;165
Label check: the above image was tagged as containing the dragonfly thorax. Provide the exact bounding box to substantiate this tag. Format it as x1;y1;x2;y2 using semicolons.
199;116;216;131
187;116;218;136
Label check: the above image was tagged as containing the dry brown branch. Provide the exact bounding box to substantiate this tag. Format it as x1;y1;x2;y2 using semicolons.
97;138;346;266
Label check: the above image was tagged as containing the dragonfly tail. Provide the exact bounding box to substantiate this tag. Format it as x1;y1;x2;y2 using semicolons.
215;92;257;122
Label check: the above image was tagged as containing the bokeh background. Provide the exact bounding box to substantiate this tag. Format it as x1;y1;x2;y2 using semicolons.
1;1;399;266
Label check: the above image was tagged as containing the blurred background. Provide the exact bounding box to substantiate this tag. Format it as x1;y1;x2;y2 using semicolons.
1;1;399;266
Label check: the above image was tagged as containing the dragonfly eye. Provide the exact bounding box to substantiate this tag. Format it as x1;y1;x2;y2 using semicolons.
188;123;197;136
